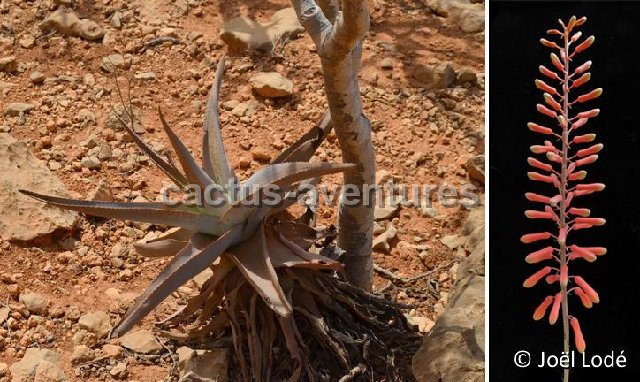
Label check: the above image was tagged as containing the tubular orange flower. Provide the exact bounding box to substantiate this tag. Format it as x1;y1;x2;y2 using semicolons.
572;73;591;88
575;155;598;167
574;288;593;309
576;88;603;103
523;266;554;288
528;157;554;171
525;246;555;264
533;296;555;320
576;143;603;157
573;133;596;143
549;293;563;325
570;317;586;353
521;232;553;243
574;276;600;303
574;60;592;74
574;36;595;54
539;65;561;80
537;103;558;119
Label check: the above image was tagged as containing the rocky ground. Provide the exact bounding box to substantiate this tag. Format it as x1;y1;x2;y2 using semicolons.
0;0;484;381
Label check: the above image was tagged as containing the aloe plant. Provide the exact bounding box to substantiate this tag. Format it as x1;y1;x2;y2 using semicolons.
21;56;416;381
522;16;604;382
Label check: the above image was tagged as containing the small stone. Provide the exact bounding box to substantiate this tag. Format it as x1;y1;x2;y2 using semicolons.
83;73;96;87
249;72;294;98
81;156;101;170
463;155;485;184
30;72;46;84
178;347;229;382
4;103;34;116
0;56;18;74
412;63;455;89
119;329;162;354
39;7;104;41
19;293;49;315
380;57;394;70
238;157;251;169
251;149;271;163
102;344;124;358
88;180;114;202
71;345;94;365
78;311;111;338
19;34;36;49
419;206;439;218
109;362;127;379
101;54;128;73
457;68;477;84
0;306;9;325
372;224;397;252
220;8;303;52
441;234;462;249
134;72;156;81
374;202;400;220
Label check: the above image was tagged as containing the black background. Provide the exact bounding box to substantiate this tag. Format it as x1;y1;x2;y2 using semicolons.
490;1;640;380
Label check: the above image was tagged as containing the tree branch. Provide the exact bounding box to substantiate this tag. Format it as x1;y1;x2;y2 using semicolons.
316;0;339;24
291;0;332;48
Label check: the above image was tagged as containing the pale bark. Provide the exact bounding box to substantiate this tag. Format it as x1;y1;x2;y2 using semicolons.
292;0;375;290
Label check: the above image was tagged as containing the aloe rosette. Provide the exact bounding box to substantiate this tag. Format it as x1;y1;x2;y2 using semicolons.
522;16;605;371
20;57;416;380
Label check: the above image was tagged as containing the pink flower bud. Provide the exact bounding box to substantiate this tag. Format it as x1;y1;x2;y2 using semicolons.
557;115;568;129
575;217;606;226
573;133;596;143
525;246;555;264
560;264;569;287
574;276;600;303
575;16;587;26
576;88;603;103
549;293;563;325
525;210;555;220
575;288;593;309
544;93;562;111
546;151;562;163
540;38;561;49
572;118;589;130
576;183;606;192
527;122;554;135
521;232;552;243
550;53;564;71
569;245;598;262
569;170;587;180
527;157;553;172
530;145;551;154
539;65;561;80
570;317;587;353
572;73;591;88
533;296;554;321
575;155;598;167
525;192;552;203
574;60;592;74
576;143;603;157
582;247;607;256
524;266;554;288
569;208;590;217
546;275;560;284
547;29;563;35
536;80;559;96
570;31;583;43
537;104;558;119
567;16;577;32
528;172;554;183
574;35;595;54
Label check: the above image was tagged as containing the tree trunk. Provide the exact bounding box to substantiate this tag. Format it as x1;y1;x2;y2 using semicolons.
292;0;375;290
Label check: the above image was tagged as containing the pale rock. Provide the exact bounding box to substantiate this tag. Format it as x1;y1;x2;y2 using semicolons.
0;306;10;325
177;347;229;382
249;72;294;98
30;72;46;84
0;56;18;73
88;180;113;202
372;224;397;252
4;103;34;116
134;72;156;81
463;155;485;184
412;63;455;89
374;202;399;220
101;54;128;73
380;57;394;70
19;34;35;49
78;311;111;338
119;329;162;354
19;293;49;315
39;8;105;41
70;345;94;365
9;348;67;382
440;234;462;249
109;362;127;379
220;8;303;52
102;344;124;358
